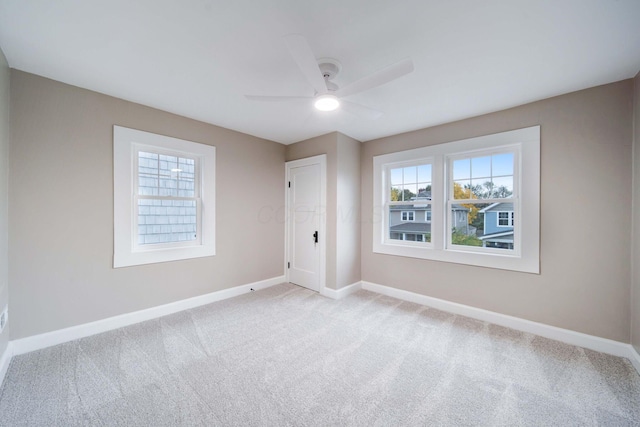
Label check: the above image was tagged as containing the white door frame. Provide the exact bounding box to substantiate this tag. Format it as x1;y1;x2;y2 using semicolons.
285;154;327;293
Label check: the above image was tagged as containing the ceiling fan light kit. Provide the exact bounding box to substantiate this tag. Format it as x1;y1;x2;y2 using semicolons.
314;94;340;111
245;34;414;119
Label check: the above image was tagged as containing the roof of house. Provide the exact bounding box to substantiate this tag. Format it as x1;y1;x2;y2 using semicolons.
390;205;429;211
413;191;431;200
389;204;467;211
389;223;431;234
479;202;514;213
479;230;514;240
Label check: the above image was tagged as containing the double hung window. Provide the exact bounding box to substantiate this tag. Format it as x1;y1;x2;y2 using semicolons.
373;126;540;273
386;162;432;244
114;126;216;268
136;150;199;247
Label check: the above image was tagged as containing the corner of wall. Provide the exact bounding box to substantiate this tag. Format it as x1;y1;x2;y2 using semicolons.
0;45;11;359
632;70;640;354
336;132;362;289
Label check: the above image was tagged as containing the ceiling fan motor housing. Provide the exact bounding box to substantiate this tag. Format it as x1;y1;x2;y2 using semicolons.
317;58;342;80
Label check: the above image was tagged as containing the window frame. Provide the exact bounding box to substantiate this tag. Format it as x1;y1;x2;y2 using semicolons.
134;146;201;250
383;158;434;248
445;146;520;256
372;126;540;274
114;126;216;268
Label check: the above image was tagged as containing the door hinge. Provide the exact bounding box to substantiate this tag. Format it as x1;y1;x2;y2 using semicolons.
287;262;290;269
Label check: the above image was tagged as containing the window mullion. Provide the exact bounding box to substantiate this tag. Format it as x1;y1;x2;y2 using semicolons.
431;154;445;250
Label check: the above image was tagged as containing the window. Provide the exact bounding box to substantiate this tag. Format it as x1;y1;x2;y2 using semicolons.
401;211;415;221
114;126;216;267
373;126;540;273
386;162;432;244
497;211;514;227
448;149;516;252
137;151;198;246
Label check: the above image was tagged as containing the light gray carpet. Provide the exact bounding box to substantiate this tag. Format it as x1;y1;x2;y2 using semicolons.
0;283;639;426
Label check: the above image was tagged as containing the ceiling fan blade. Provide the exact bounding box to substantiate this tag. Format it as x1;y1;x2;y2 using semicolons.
245;95;313;102
283;34;328;95
335;58;414;98
340;100;383;120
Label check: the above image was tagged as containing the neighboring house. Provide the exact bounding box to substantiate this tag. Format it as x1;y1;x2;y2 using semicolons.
478;202;514;249
389;204;432;242
389;191;474;241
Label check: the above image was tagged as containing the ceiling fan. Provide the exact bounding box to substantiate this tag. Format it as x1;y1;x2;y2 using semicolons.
245;34;414;119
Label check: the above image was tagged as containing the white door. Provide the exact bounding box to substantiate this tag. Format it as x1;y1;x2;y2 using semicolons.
287;156;325;292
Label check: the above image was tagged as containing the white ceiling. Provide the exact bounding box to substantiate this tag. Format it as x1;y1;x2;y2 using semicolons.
1;0;639;144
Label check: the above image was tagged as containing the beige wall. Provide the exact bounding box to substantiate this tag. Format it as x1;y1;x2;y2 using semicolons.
336;133;361;288
285;132;361;290
361;80;633;342
633;71;640;353
9;71;286;339
4;67;637;345
0;49;9;354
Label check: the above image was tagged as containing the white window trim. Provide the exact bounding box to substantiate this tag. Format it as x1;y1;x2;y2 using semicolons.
373;126;540;274
425;211;432;222
401;211;415;222
114;126;216;268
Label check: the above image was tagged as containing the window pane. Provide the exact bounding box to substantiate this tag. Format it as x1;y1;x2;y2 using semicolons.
453;159;470;180
138;199;197;245
417;184;431;199
138;151;196;197
471;179;491;197
390;185;402;201
138;152;159;196
390;168;403;185
471;156;491;179
388;205;431;242
417;164;431;182
403;184;417;201
403;166;417;183
389;163;431;201
492;153;514;176
450;202;514;251
491;176;513;198
453;181;474;200
452;152;514;200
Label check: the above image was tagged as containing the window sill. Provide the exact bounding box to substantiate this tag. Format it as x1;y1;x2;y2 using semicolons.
373;243;539;274
114;244;215;268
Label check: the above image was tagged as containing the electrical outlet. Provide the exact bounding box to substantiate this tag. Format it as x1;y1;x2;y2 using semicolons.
0;306;7;334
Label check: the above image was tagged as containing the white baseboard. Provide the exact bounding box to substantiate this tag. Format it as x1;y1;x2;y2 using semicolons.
361;281;637;367
321;281;362;300
0;341;12;388
11;275;285;356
